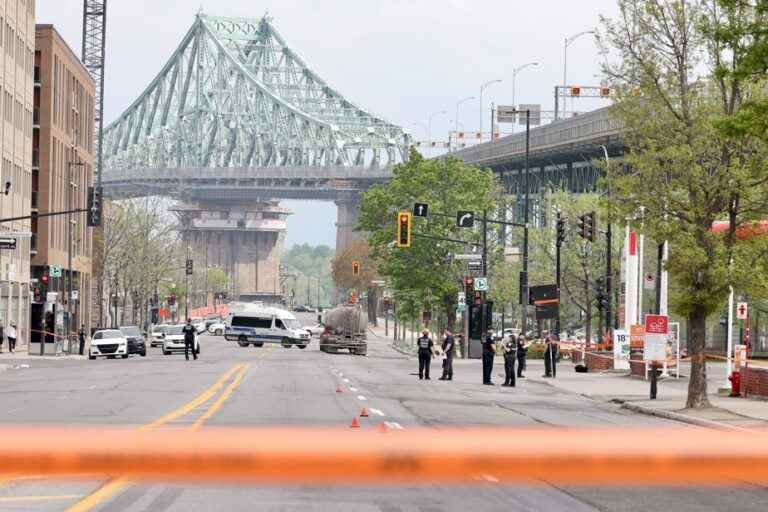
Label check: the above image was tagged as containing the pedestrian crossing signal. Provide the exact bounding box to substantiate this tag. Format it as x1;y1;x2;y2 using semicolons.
352;261;361;276
86;186;103;227
396;212;412;248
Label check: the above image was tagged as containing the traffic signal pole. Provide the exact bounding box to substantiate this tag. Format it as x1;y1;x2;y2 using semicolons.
481;210;488;340
555;210;563;337
522;109;531;337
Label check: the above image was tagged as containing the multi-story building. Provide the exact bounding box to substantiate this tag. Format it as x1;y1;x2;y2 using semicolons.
0;0;35;346
32;23;95;336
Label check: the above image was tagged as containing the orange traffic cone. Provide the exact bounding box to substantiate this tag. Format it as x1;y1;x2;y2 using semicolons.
377;422;389;433
360;407;369;417
336;385;343;393
350;417;361;428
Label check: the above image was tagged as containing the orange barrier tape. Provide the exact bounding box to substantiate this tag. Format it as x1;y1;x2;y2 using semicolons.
1;427;768;485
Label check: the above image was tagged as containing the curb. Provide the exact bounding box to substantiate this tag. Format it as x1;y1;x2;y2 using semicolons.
619;401;753;431
389;342;416;357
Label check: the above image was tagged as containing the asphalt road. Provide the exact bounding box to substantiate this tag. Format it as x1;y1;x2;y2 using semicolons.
0;317;765;511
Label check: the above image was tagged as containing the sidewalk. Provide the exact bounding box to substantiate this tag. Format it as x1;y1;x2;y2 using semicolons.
523;360;768;430
0;344;87;361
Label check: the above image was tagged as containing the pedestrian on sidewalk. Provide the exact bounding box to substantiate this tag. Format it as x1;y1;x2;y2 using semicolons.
416;329;434;380
544;334;559;378
183;318;198;361
78;325;87;356
482;331;496;385
439;329;454;381
517;336;528;378
502;334;516;387
7;322;16;353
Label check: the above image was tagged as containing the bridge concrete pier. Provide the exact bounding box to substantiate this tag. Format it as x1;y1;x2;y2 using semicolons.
335;196;363;252
173;201;291;304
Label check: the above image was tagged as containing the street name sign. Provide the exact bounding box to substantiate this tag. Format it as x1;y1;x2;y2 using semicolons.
454;254;482;261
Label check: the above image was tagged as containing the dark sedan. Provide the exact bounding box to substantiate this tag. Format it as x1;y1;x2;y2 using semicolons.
119;326;147;357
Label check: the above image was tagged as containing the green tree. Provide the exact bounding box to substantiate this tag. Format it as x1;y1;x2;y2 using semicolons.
601;0;768;408
358;150;497;329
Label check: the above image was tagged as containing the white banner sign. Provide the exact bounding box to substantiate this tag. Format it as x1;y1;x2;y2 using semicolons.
613;329;630;370
644;333;667;362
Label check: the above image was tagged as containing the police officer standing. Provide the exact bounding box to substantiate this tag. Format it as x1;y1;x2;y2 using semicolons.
549;333;559;378
482;331;496;385
439;329;455;381
502;334;516;387
183;318;198;361
517;335;528;378
416;329;433;380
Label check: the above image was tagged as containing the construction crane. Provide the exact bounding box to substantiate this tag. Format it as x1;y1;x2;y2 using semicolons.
81;0;107;186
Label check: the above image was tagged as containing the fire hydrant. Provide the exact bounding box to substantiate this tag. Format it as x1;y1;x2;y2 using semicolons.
729;371;741;397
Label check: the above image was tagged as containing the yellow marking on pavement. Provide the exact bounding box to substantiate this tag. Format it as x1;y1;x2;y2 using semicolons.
63;363;248;512
140;363;245;431
0;494;84;503
190;363;250;431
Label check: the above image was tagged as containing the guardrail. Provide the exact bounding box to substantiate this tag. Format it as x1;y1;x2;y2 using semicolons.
0;427;766;484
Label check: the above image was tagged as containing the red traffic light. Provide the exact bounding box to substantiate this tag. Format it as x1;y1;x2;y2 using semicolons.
464;276;474;290
41;273;49;284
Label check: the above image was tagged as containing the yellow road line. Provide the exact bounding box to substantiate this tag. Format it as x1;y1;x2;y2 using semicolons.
190;363;250;431
140;363;245;431
0;494;84;503
64;363;249;512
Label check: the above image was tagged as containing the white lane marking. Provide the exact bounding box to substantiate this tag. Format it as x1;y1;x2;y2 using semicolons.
349;387;358;392
384;421;403;430
357;395;367;401
369;408;386;417
343;378;350;383
482;474;500;483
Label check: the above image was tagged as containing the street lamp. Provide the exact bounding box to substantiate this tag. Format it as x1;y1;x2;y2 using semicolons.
427;110;447;157
479;79;502;142
561;30;595;119
454;97;475;152
511;62;538;132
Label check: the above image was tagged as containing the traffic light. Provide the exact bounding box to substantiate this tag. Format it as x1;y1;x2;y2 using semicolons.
41;272;49;285
352;260;360;276
86;186;103;227
594;277;609;311
600;86;611;97
577;214;587;240
464;276;474;292
556;217;566;246
185;259;193;275
33;286;41;303
571;86;581;96
585;211;597;242
395;211;412;248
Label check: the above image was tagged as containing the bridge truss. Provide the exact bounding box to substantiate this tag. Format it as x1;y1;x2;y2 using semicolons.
102;14;410;176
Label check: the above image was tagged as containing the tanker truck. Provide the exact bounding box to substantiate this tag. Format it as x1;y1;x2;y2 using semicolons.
319;304;368;356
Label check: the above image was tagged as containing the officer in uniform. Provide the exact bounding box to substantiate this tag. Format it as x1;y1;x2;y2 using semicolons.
517;336;528;378
502;334;517;387
482;331;496;385
183;318;198;361
439;328;455;381
416;329;433;380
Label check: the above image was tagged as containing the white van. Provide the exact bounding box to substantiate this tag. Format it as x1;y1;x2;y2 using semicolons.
225;307;310;349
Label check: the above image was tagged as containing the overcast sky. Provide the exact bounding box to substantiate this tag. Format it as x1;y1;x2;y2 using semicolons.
38;0;619;248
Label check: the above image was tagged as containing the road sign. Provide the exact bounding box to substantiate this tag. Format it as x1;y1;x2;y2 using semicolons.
50;265;62;278
474;277;488;291
644;314;669;334
496;105;517;123
517;104;542;126
454;253;482;261
413;203;429;217
737;302;749;320
0;237;16;250
457;292;466;306
456;211;474;228
528;284;559;305
644;314;668;362
613;330;630;370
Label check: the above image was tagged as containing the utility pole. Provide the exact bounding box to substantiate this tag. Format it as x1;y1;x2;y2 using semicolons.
480;209;488;338
521;109;531;336
601;145;613;338
185;235;190;320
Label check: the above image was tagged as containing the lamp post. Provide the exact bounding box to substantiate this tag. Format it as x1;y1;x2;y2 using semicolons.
479;80;502;142
427;110;447;157
67;152;85;342
453;97;475;152
511;62;538;133
559;30;595;119
600;145;613;339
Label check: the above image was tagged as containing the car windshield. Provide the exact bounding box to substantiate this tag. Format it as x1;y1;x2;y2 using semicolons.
93;330;121;340
284;318;301;329
151;325;165;334
119;326;141;336
166;325;184;335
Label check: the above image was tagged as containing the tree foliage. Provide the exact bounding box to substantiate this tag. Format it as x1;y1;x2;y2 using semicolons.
600;0;768;408
331;240;379;291
358;151;497;326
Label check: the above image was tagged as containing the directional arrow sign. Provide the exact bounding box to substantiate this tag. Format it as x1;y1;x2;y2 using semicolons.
474;277;489;291
0;238;16;250
413;203;429;218
457;211;474;228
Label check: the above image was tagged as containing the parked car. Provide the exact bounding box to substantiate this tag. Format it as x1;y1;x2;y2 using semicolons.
303;323;325;337
162;324;200;355
207;321;226;336
89;329;129;360
119;325;147;356
149;324;167;347
191;317;207;334
204;317;222;330
293;304;314;313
